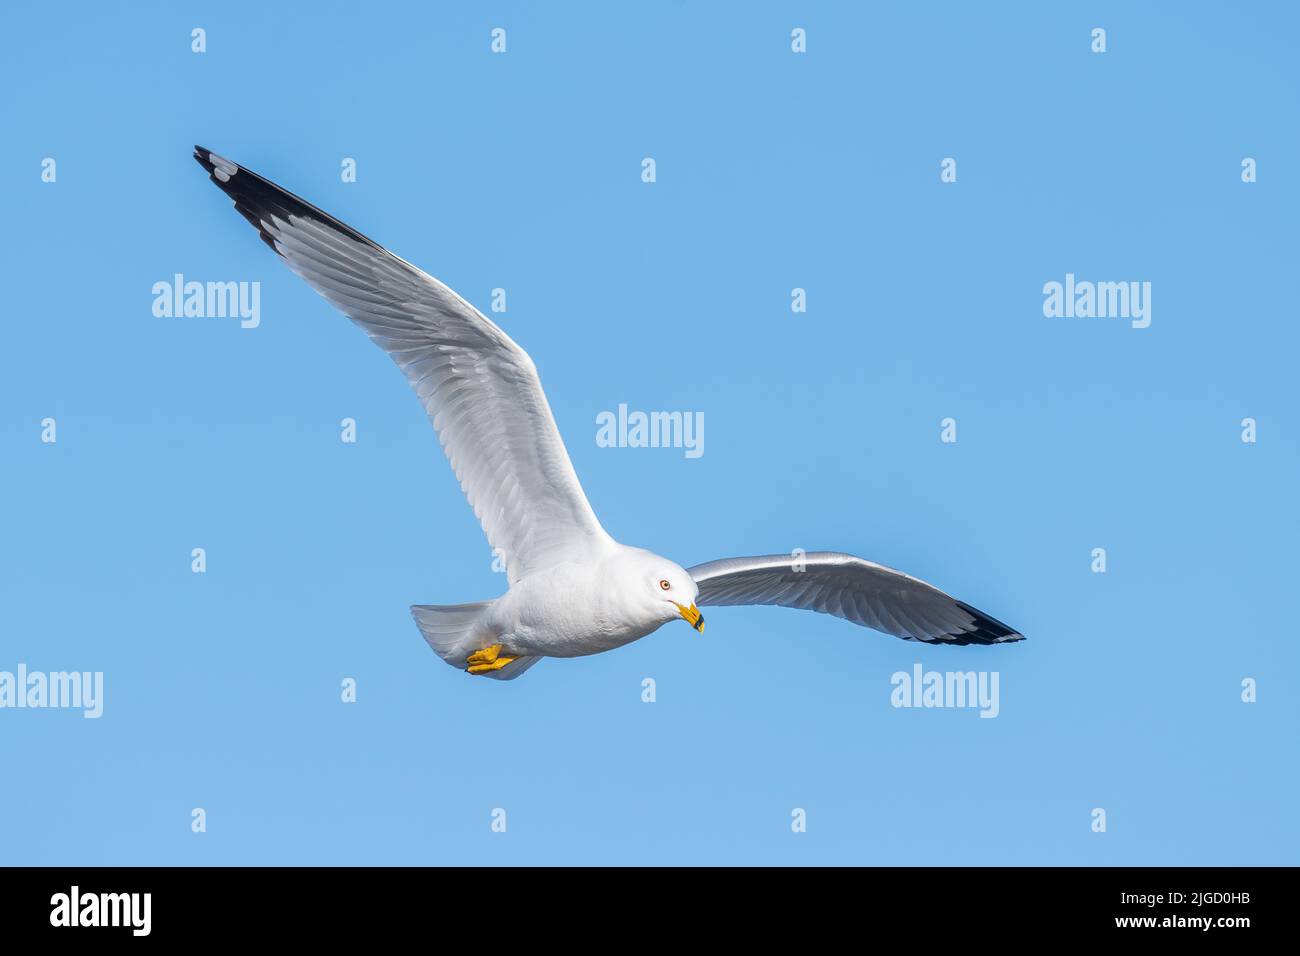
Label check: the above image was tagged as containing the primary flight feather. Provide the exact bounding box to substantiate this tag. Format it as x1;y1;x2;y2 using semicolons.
195;146;1023;680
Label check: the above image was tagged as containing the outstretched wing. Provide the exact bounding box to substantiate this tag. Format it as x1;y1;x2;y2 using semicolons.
194;147;612;583
688;552;1023;645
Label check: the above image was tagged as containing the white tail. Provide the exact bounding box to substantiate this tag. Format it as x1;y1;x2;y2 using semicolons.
410;602;541;681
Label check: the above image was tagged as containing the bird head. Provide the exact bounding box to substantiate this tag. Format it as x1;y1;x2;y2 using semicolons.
621;549;704;633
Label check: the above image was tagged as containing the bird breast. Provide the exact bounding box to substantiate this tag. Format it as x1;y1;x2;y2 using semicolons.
490;562;664;659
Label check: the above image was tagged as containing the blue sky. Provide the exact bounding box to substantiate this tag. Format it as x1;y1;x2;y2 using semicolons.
1;1;1296;865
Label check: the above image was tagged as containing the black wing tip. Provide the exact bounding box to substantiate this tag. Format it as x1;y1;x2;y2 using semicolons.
191;145;386;256
192;145;236;179
192;146;214;177
948;601;1025;645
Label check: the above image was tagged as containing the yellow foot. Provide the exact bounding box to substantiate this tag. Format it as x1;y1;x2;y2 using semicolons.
466;644;517;675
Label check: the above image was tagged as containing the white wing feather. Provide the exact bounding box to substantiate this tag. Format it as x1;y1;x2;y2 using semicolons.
195;147;612;583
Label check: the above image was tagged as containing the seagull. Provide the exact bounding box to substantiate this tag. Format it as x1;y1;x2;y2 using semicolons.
195;146;1024;680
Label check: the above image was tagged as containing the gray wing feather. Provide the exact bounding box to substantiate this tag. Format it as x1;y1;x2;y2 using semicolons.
688;552;1023;646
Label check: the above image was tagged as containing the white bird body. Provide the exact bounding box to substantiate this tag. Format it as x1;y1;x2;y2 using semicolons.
463;545;698;661
196;147;1024;681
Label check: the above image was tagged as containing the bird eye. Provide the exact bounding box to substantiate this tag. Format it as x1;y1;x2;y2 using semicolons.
659;579;672;590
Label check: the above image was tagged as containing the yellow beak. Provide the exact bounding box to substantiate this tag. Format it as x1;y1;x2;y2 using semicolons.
674;602;705;633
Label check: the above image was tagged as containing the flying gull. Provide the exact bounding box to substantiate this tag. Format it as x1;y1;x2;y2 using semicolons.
194;147;1024;680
